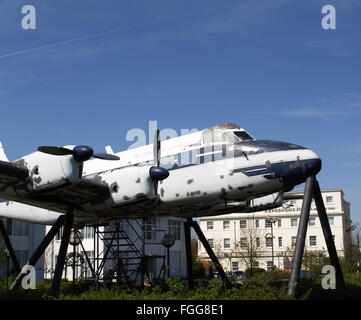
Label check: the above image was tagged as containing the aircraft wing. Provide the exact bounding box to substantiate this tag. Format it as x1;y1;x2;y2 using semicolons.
0;158;111;213
31;178;111;210
0;160;29;190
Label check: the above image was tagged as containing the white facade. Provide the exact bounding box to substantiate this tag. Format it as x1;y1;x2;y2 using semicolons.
0;217;45;282
198;189;352;272
44;216;187;282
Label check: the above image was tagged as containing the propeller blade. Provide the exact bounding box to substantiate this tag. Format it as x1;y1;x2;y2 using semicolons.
38;146;75;156
92;153;120;160
153;129;160;167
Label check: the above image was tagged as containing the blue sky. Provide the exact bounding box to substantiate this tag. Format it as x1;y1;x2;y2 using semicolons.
0;1;360;226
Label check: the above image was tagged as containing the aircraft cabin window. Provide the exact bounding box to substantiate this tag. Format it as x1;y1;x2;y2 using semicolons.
213;131;226;143
202;130;213;145
202;130;227;145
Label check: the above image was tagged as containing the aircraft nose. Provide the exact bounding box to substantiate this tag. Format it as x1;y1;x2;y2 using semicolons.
308;151;322;175
282;149;322;191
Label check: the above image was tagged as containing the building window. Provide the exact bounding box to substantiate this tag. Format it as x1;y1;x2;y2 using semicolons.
255;219;260;228
309;217;316;227
168;220;181;240
266;237;273;248
224;238;230;249
326;196;333;203
240;237;247;248
208;239;214;248
328;217;334;225
223;220;230;230
291;218;298;227
291;236;297;247
256;237;260;248
81;251;94;278
232;261;239;271
309;236;317;247
56;227;63;241
265;219;272;228
143;218;157;240
82;226;94;239
207;221;214;230
278;237;283;247
240;220;246;229
253;261;259;268
277;219;281;227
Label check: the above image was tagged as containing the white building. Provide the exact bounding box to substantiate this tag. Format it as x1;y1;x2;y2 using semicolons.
0;217;45;282
198;189;352;272
44;216;187;283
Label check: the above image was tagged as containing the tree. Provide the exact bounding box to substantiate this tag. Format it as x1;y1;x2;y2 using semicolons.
302;250;329;274
191;238;207;279
233;221;266;273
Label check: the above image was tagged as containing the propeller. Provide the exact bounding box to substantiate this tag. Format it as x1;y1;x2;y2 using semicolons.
38;145;120;177
149;129;169;195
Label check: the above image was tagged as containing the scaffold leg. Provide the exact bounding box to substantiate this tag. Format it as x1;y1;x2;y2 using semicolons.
313;179;347;298
10;214;66;290
184;219;194;289
287;176;347;298
50;209;74;296
0;219;21;274
189;218;231;288
287;175;315;296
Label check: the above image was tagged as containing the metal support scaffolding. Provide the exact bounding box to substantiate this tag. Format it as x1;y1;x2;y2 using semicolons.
86;219;151;287
287;176;347;298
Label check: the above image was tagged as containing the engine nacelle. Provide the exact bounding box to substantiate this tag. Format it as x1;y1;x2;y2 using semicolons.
14;151;80;192
244;192;284;212
89;166;155;207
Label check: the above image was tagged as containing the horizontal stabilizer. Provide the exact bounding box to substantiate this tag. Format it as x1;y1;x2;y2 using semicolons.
0;141;9;162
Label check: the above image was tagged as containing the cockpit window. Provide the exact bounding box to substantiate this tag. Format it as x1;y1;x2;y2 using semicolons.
234;131;254;141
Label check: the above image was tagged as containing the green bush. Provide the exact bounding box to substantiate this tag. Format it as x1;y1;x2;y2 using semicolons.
0;270;361;300
244;267;266;278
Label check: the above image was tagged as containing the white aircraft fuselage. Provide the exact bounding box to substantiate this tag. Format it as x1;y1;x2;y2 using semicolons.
0;123;321;226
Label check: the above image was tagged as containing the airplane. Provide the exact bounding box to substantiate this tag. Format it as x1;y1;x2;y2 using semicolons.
0;122;322;227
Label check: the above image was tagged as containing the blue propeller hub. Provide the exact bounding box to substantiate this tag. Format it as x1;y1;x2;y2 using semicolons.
73;145;94;163
149;166;169;181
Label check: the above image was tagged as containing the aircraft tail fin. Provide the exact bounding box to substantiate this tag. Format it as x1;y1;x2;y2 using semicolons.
0;141;9;162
